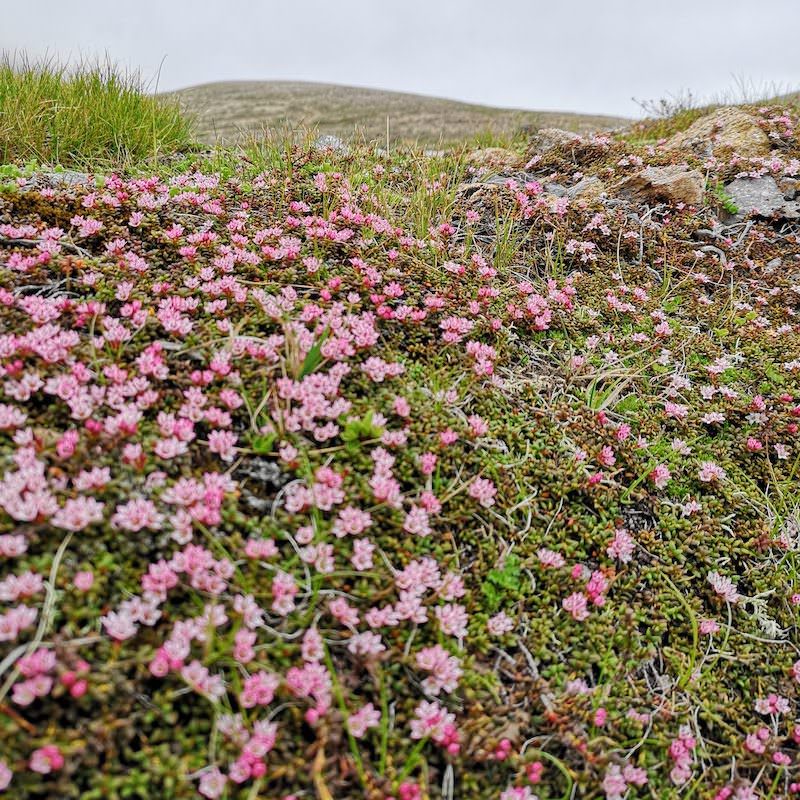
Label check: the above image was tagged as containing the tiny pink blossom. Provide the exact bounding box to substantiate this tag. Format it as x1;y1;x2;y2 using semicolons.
73;571;94;591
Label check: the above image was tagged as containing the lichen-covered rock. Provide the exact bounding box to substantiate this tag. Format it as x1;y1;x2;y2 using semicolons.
465;147;519;171
568;175;605;201
619;164;704;205
526;127;582;159
665;107;771;158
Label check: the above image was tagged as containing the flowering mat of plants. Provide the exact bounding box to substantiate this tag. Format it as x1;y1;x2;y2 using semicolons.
1;108;800;800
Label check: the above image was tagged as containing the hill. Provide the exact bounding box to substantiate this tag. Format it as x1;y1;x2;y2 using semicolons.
168;80;630;145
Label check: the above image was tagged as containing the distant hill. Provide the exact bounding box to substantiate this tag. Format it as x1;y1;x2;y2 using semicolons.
168;80;630;146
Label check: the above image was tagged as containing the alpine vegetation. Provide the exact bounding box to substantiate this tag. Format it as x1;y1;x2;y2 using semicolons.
0;68;800;799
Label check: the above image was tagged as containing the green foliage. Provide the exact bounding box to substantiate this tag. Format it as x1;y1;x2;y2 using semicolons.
250;431;278;455
709;180;739;214
340;411;383;454
298;331;328;378
481;553;522;611
0;54;194;168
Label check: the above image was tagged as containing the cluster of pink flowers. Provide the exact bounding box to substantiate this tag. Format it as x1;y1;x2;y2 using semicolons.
603;762;648;800
668;727;697;785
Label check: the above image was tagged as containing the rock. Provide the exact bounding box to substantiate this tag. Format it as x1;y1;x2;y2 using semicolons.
779;178;799;200
619;165;704;205
234;455;291;514
29;170;93;189
465;147;519;171
568;176;605;201
313;134;349;155
527;128;582;159
722;176;800;222
543;182;568;197
665;107;770;159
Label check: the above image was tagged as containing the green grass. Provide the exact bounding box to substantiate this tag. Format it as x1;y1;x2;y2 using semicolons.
0;55;194;169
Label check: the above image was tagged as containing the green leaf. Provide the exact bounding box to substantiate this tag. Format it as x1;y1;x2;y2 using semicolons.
481;554;522;610
298;330;329;378
251;432;278;454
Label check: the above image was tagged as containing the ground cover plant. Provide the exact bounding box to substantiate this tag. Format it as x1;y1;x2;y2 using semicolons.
1;76;800;799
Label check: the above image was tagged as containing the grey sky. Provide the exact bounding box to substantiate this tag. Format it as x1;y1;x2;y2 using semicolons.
3;0;799;117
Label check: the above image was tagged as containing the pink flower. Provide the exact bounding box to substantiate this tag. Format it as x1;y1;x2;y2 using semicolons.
29;745;63;774
419;452;437;475
708;571;740;604
699;618;720;635
347;631;385;657
332;506;372;537
271;571;298;616
650;464;671;489
755;693;790;715
350;538;375;570
664;401;689;420
538;548;565;568
403;506;432;537
393;396;411;417
500;788;536;800
607;528;635;562
240;671;280;708
598;446;616;467
563;592;590;621
52;497;104;531
101;610;138;641
208;429;238;461
434;604;468;638
467;414;489;437
198;767;227;799
415;645;463;695
347;702;380;738
111;498;163;532
487;611;514;635
233;629;256;663
244;538;278;559
603;765;627;800
410;700;457;744
0;760;11;791
468;477;497;507
698;461;726;482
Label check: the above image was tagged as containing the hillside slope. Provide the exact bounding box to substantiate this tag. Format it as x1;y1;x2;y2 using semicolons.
169;80;630;145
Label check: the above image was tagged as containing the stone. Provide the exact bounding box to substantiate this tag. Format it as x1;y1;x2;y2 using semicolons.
665;107;771;159
30;170;93;189
722;176;800;221
526;128;582;159
619;165;704;205
313;134;349;155
779;178;799;200
568;176;605;201
465;147;519;171
544;182;568;197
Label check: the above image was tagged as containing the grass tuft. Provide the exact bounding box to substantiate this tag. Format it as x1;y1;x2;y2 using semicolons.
0;53;194;169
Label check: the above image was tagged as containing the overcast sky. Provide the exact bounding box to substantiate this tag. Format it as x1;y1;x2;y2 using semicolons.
3;0;799;117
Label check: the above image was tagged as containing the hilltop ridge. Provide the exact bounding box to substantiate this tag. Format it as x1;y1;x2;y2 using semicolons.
168;80;630;145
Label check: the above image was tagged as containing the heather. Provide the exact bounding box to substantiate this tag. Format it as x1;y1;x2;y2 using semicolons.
0;99;799;800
